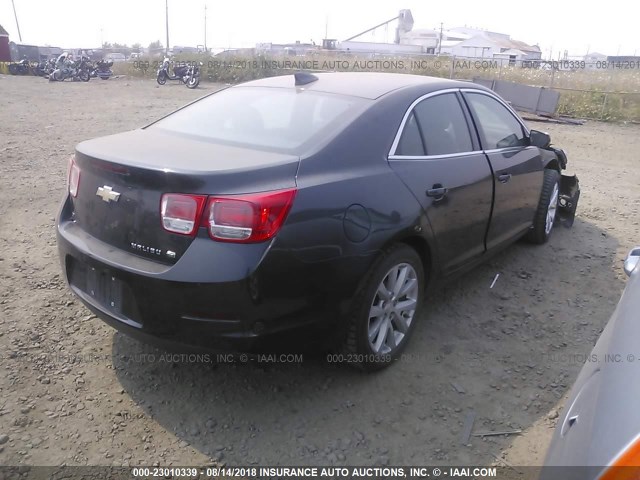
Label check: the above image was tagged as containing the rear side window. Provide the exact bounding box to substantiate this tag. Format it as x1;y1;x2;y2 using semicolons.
413;93;473;155
394;93;473;157
465;93;527;149
149;86;367;152
396;112;425;156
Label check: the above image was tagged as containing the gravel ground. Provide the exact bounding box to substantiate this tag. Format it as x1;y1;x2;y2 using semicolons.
0;74;639;468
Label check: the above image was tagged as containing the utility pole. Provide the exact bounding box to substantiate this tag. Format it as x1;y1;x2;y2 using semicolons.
11;0;23;42
204;4;207;52
438;22;443;55
165;0;170;55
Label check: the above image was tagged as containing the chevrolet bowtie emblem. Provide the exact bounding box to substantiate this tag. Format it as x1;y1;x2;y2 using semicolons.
96;185;121;203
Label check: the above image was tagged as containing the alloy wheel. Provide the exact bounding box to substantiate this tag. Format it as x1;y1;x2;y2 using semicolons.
367;263;419;354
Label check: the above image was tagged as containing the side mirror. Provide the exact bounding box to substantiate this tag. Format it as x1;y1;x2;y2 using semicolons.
624;247;640;277
529;129;551;148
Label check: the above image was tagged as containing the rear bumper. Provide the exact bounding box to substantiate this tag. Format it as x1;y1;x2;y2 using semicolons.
56;200;345;353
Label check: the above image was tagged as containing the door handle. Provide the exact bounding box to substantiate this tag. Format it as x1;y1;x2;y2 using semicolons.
498;173;512;183
426;184;448;200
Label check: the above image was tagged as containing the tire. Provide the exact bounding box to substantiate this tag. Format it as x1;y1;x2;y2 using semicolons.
340;244;425;371
186;75;200;89
526;168;560;244
156;72;166;85
79;70;90;82
49;70;63;82
9;64;18;75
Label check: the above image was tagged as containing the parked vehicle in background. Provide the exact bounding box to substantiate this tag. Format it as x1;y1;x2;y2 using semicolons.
542;248;640;479
105;52;126;63
56;72;580;371
89;59;113;80
32;58;56;77
156;57;202;88
8;57;32;75
49;57;90;82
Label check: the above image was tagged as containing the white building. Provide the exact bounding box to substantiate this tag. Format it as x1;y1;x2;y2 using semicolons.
583;52;607;69
398;29;439;54
400;26;541;64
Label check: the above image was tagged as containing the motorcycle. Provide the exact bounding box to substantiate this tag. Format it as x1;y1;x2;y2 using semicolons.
33;58;56;77
90;59;113;80
156;57;202;88
185;62;202;89
8;58;32;75
76;56;93;81
49;58;90;82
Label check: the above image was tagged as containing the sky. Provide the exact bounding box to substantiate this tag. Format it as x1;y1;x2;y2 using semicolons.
1;0;638;58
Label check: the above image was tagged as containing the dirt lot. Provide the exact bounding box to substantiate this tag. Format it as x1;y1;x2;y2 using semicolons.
1;74;639;469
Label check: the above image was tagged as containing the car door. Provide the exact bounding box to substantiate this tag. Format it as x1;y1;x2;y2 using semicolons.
462;90;544;250
388;91;494;276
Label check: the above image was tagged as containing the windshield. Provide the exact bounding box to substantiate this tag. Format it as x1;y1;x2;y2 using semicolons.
148;86;368;153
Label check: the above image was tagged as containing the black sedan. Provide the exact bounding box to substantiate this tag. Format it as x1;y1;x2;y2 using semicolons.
56;72;580;370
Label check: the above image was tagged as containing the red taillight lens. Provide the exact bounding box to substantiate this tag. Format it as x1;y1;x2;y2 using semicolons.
68;155;81;198
204;188;297;243
160;194;207;235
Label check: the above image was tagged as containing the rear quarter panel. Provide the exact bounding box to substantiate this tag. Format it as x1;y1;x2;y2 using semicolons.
267;89;439;306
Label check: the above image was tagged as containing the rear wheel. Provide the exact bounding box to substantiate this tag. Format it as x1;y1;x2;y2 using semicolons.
340;244;424;371
526;168;560;244
79;70;90;82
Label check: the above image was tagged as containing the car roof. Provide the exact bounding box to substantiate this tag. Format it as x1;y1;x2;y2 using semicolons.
235;72;481;99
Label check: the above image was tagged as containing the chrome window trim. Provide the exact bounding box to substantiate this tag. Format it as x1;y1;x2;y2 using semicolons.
388;89;479;158
388;87;530;159
389;151;480;161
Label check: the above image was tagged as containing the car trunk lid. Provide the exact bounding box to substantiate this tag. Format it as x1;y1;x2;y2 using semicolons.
71;129;299;264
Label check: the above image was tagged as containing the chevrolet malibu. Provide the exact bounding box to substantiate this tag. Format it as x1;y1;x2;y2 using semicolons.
56;72;580;370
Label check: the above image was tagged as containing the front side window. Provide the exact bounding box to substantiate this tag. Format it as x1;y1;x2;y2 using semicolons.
465;93;527;149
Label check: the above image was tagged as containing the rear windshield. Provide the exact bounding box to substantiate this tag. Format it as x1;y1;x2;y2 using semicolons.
148;86;368;153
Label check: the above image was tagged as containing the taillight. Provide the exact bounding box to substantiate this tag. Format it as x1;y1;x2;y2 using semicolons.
598;434;640;480
160;194;207;235
204;188;297;243
68;155;81;198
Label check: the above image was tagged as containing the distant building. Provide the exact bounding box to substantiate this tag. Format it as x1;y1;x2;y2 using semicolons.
256;41;317;56
172;45;200;55
398;29;438;54
0;24;10;62
606;55;640;63
9;42;66;61
397;26;540;64
583;52;607;69
434;27;541;64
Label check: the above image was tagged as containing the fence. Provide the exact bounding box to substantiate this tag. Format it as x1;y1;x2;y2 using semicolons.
5;44;639;121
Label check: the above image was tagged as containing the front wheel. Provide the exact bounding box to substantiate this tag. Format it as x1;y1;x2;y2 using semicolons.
526;168;560;244
340;244;425;371
79;70;90;82
50;69;63;81
185;74;200;89
156;72;166;85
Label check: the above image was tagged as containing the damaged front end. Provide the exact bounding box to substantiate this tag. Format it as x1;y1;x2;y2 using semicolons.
549;147;580;227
